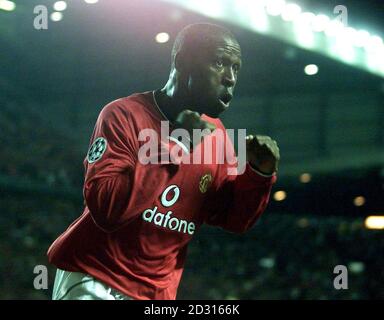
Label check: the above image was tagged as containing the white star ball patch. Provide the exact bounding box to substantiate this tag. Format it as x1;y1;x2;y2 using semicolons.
87;137;107;163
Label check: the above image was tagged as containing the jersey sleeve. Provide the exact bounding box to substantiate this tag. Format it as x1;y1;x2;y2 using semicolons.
83;99;140;232
203;121;277;234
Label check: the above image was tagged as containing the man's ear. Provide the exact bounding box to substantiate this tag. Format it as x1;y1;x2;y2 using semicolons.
174;51;191;74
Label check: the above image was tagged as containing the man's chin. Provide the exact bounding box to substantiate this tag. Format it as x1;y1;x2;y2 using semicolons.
194;100;229;118
207;103;229;118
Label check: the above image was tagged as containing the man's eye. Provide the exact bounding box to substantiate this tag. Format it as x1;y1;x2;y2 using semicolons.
215;59;224;68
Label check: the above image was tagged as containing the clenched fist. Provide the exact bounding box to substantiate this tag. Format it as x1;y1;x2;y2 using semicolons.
174;109;216;133
173;109;216;148
246;135;280;175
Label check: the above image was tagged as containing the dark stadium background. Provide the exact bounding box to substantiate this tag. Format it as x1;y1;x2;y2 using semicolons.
0;0;383;299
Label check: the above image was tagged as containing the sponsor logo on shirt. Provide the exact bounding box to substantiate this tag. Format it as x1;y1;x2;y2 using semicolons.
142;185;195;235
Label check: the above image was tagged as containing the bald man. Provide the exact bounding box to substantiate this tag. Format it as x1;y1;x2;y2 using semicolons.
47;23;279;300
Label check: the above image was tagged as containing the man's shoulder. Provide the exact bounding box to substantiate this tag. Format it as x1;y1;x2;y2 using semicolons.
99;91;154;121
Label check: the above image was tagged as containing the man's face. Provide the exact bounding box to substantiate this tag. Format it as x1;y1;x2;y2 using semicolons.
185;35;242;118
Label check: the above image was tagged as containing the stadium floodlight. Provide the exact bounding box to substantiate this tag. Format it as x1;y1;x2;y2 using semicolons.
159;0;384;78
155;32;170;43
0;0;15;11
304;64;318;75
234;0;270;33
259;257;275;269
199;0;225;19
353;196;366;207
365;35;384;52
364;216;384;230
328;26;357;63
343;27;357;42
265;0;286;17
273;191;287;201
348;262;365;274
354;29;371;48
366;47;384;73
296;11;315;26
335;43;356;64
312;14;330;32
251;10;269;33
50;11;63;22
299;173;311;183
293;12;316;48
327;26;356;64
281;3;301;22
53;1;67;11
232;0;270;33
324;19;344;37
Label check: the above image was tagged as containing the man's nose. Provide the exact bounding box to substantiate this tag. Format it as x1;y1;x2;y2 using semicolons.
222;68;236;88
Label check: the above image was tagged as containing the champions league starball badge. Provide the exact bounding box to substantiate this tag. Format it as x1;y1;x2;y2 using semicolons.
87;137;107;163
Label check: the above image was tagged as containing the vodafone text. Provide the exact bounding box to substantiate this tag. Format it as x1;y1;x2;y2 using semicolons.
142;185;195;235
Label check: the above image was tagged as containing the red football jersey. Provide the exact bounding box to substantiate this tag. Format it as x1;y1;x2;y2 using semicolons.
47;91;277;300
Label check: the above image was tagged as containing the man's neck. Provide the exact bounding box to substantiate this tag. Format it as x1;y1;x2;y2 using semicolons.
154;87;185;124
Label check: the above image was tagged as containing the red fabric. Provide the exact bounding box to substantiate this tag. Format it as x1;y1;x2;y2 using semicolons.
47;91;277;300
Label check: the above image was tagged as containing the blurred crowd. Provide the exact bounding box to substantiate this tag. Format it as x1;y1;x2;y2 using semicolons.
179;213;384;299
0;101;84;188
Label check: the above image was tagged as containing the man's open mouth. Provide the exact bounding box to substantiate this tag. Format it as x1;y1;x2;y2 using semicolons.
219;93;233;107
